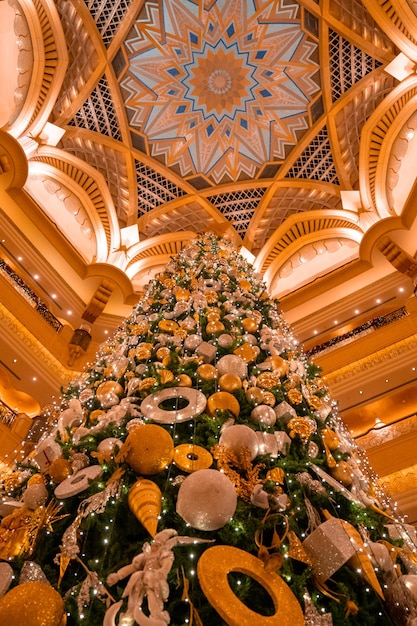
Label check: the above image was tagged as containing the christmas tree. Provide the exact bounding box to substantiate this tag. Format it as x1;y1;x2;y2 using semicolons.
0;233;416;626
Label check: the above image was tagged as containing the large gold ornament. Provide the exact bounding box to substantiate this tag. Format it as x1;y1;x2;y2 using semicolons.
197;545;304;626
0;581;66;626
207;391;240;417
218;373;242;393
47;458;73;484
128;479;162;537
120;424;174;475
330;461;353;487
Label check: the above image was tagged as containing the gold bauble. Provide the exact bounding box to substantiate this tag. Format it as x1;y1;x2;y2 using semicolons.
207;308;221;321
96;381;124;402
47;458;73;483
158;319;179;334
156;346;171;360
330;461;353;487
27;474;44;486
242;318;259;333
175;374;193;387
197;364;218;381
266;356;287;377
0;581;65;626
207;391;240;417
128;478;162;537
238;278;251;291
206;320;225;335
121;424;174;475
245;386;264;405
218;373;242;393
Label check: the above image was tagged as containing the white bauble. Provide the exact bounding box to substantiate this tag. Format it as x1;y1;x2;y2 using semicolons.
219;424;259;460
176;469;237;531
251;404;276;427
22;483;48;509
216;354;247;379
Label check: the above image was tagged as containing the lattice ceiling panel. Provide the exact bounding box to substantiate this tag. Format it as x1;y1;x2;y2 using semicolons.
83;0;132;47
207;188;266;236
68;76;122;141
287;127;339;185
135;161;187;215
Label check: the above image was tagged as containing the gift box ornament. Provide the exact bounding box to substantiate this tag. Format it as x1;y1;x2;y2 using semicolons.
302;518;357;580
274;401;297;423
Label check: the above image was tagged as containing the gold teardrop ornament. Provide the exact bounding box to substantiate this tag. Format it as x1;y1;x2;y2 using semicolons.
128;478;162;537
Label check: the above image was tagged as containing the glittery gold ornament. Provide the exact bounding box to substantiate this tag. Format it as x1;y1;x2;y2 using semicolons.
238;278;251;291
218;373;242;393
242;317;259;333
206;320;225;335
196;364;217;381
245;386;264;404
266;468;285;484
27;474;44;487
0;581;65;626
128;479;161;537
204;290;218;303
47;458;72;484
139;377;156;392
207;391;240;417
197;545;304;626
233;343;259;363
156;346;171;361
287;388;303;405
330;461;353;487
96;381;124;404
256;371;281;389
307;395;322;410
174;444;213;472
158;319;179;334
120;424;174;475
262;391;276;407
158;370;175;385
266;356;287;377
174;374;193;387
174;286;190;301
207;308;221;320
287;416;317;442
135;320;150;335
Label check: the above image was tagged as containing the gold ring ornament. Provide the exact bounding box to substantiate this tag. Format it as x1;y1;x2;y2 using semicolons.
197;545;304;626
174;444;213;472
140;387;207;423
54;465;103;499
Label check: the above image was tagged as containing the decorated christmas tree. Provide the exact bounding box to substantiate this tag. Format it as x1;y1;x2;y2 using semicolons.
0;233;417;626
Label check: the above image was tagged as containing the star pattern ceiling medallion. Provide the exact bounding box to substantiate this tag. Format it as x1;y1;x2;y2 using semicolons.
122;0;320;183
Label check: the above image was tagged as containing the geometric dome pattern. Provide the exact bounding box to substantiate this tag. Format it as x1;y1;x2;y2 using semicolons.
121;0;320;182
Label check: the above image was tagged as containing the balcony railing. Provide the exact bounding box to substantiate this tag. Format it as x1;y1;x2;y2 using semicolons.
0;257;63;332
306;307;408;358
